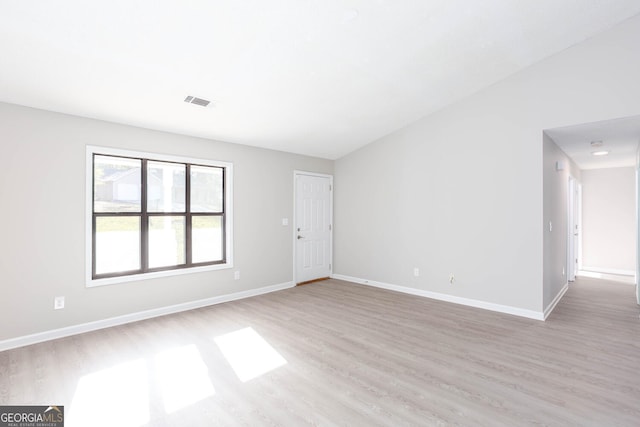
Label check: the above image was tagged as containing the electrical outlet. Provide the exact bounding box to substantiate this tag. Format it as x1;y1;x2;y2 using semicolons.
449;274;455;284
54;296;65;310
413;268;420;277
282;218;289;226
234;271;240;280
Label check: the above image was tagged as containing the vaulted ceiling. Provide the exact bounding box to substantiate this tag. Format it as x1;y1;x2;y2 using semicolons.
2;1;640;159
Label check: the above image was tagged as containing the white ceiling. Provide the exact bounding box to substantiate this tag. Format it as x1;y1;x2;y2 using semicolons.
1;1;640;159
545;116;640;170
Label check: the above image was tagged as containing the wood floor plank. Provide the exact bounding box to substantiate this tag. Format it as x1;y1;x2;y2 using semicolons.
1;277;639;426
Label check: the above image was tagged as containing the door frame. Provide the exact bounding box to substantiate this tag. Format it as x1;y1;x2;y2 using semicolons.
567;176;581;282
293;170;334;284
567;176;575;282
636;168;639;302
576;182;583;273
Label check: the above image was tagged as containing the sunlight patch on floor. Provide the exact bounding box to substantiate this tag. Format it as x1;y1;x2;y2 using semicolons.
154;344;216;413
67;359;149;427
214;327;287;382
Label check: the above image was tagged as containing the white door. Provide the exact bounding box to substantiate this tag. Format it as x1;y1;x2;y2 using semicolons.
295;172;332;284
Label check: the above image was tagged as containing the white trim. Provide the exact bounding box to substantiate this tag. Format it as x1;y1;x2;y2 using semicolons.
580;266;635;276
293;170;334;179
85;145;234;287
577;183;583;272
544;282;568;319
293;171;334;284
0;281;294;352
576;270;637;284
637;165;640;302
637;166;640;301
88;263;236;287
567;176;577;282
331;274;545;321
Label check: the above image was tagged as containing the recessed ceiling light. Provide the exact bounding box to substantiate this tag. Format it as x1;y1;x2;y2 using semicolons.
591;150;610;156
590;140;603;147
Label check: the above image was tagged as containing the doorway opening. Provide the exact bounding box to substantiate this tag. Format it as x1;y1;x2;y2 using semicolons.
545;115;639;299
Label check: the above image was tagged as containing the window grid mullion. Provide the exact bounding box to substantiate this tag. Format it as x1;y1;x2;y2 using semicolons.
141;158;148;272
186;164;193;265
91;153;226;280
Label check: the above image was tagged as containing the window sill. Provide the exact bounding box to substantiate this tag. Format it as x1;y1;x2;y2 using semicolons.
86;262;233;288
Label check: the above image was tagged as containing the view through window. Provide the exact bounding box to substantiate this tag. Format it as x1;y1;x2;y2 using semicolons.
88;147;232;285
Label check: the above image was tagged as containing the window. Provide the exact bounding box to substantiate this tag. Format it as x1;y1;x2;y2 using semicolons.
87;146;233;286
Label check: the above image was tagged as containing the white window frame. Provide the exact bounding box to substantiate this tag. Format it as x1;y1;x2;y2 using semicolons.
86;145;233;287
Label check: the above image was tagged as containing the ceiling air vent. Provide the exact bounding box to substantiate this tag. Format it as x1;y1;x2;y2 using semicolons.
184;95;211;107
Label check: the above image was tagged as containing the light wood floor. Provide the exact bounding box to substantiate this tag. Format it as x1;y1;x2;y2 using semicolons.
1;278;639;426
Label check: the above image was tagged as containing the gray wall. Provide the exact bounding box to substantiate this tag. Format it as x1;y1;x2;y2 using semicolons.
0;102;332;341
581;167;636;274
543;134;581;308
334;14;640;314
4;13;640;344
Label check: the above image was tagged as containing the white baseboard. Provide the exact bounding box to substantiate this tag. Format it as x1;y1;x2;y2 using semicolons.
544;283;568;320
577;270;637;284
580;267;635;277
331;274;544;321
0;281;295;352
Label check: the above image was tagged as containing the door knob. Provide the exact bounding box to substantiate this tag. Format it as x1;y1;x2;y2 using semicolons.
297;235;304;240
